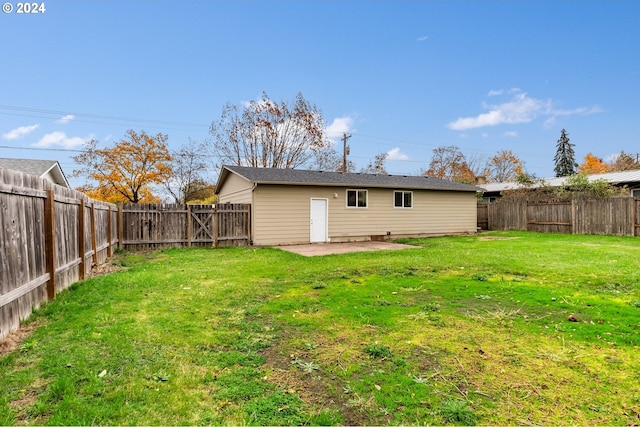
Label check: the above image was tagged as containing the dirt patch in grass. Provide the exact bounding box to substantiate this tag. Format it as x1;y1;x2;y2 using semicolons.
261;344;369;426
86;261;126;278
0;320;41;356
9;377;48;423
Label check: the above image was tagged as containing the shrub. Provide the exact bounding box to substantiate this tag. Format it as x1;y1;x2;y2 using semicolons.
364;343;392;359
439;399;478;426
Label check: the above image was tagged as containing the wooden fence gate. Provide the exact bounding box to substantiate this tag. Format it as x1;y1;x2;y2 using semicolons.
121;203;251;250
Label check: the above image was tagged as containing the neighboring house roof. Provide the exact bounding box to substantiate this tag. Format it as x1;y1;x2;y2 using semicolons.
0;158;70;188
216;165;480;194
479;169;640;193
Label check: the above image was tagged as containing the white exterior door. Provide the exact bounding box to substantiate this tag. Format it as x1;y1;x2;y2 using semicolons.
310;198;328;243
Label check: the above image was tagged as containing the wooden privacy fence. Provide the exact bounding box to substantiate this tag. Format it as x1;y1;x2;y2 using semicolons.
1;167;252;341
1;168;118;341
120;203;250;250
478;197;640;236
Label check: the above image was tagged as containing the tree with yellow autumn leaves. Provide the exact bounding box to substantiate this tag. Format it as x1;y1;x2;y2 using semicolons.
425;146;527;184
577;153;609;174
73;130;172;203
577;151;640;175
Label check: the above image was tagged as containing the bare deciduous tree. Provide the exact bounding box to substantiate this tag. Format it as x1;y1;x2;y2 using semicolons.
486;149;525;182
426;145;475;183
210;92;330;169
360;152;389;175
164;139;210;203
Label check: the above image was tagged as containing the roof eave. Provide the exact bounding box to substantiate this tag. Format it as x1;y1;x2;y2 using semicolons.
249;180;478;192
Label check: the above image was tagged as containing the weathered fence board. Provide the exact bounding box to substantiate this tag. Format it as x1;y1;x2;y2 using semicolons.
121;203;250;250
215;204;251;246
477;204;488;230
487;199;527;231
1;164;250;340
635;198;640;237
1;168;50;341
0;167;119;341
527;201;572;234
481;197;640;236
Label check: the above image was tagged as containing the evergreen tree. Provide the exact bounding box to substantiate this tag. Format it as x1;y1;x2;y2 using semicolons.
553;129;577;177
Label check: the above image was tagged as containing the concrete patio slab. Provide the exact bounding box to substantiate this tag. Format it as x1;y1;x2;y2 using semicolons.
276;241;417;257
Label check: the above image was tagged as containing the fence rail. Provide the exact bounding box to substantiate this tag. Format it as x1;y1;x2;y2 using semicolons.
120;203;250;250
478;197;640;236
1;166;252;340
1;168;118;341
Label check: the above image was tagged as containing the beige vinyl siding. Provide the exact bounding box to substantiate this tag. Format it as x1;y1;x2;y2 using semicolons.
216;173;254;204
330;188;477;241
252;184;477;245
253;185;320;245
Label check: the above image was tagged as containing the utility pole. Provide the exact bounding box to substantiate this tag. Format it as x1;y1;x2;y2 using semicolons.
342;132;351;172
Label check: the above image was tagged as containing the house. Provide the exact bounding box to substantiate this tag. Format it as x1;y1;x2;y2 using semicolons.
215;165;479;246
479;169;640;202
0;158;70;188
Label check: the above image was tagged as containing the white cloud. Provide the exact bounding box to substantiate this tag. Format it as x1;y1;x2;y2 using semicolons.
34;131;88;149
2;124;39;140
417;35;428;42
447;90;602;131
57;114;75;124
552;105;604;117
386;147;409;161
447;92;546;130
504;131;519;137
326;116;354;140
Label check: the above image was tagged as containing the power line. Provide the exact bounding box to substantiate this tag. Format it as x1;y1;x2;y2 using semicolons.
0;145;83;153
0;105;208;128
0;144;218;158
0;112;208;133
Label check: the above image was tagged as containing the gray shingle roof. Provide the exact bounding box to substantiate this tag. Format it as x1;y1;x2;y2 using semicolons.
219;165;479;192
479;168;640;193
0;158;70;187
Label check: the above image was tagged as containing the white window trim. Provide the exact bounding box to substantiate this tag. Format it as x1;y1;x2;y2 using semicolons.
393;190;413;209
346;189;368;208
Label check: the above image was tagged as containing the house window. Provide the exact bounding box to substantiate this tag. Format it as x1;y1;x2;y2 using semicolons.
633;189;640;198
394;191;412;208
347;189;367;208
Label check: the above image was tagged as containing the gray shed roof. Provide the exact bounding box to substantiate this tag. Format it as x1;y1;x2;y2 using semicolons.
0;158;70;188
216;165;479;193
479;168;640;193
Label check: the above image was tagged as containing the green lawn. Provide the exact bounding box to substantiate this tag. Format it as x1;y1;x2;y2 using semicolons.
1;231;639;425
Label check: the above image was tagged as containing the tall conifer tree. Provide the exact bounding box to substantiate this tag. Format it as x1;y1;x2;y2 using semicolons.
553;129;577;177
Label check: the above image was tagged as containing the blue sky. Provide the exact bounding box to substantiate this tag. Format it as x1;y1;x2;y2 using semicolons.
1;1;638;188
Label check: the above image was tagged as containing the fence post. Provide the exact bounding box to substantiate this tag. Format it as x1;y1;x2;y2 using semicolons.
631;197;640;237
213;204;219;247
571;199;576;234
118;204;124;249
78;198;86;280
187;204;192;248
44;189;56;300
246;204;251;245
106;205;113;257
90;202;97;264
